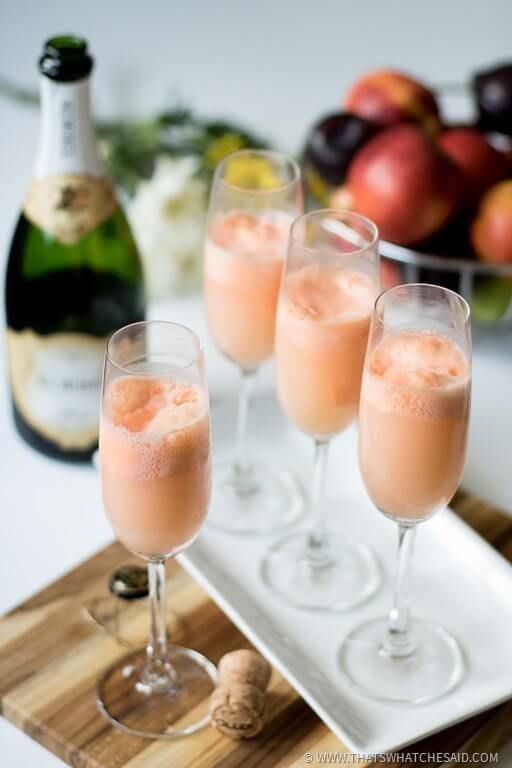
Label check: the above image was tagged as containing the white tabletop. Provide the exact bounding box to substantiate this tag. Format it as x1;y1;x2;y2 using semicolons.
1;0;512;764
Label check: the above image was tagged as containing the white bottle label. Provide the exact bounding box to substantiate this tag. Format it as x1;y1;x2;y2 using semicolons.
7;329;107;450
35;77;105;178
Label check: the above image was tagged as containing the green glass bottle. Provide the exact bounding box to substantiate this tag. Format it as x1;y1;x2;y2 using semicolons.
5;36;145;461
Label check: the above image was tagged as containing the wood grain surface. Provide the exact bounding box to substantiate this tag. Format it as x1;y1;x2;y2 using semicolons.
1;489;511;768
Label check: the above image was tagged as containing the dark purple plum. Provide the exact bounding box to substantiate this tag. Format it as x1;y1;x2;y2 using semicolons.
473;63;512;136
304;112;378;186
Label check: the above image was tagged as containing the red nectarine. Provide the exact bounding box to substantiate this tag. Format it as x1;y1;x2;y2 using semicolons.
344;70;441;136
471;180;512;263
347;125;461;246
439;127;507;202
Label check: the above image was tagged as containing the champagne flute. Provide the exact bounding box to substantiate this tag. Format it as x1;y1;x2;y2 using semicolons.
262;210;381;609
204;149;304;534
97;321;216;738
339;284;471;702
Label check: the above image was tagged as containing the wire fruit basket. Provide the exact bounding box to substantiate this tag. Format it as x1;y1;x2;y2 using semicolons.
379;239;512;327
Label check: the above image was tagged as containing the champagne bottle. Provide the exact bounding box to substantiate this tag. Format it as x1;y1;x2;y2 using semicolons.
5;36;145;461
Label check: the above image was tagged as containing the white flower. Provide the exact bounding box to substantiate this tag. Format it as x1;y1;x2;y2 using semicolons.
128;155;208;298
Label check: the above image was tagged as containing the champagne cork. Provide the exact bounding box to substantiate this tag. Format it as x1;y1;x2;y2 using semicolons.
210;650;272;739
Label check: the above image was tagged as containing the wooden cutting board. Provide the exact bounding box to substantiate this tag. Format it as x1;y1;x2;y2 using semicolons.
1;489;511;768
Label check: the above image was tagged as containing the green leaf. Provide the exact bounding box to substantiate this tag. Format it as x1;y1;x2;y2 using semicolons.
0;76;39;107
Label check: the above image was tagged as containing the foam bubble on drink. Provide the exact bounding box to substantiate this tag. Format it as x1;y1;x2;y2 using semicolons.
366;331;470;420
285;264;375;323
102;376;210;482
209;211;292;262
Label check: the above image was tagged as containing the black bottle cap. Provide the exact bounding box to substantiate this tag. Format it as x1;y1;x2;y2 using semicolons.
39;36;94;82
109;565;149;600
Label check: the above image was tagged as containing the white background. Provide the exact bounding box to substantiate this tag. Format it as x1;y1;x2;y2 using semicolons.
1;0;512;765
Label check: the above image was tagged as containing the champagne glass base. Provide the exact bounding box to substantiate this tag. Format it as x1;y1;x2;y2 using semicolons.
207;457;304;535
96;645;217;738
338;617;465;703
261;530;381;610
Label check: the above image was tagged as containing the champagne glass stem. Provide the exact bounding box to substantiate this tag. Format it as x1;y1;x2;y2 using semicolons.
386;524;416;657
306;438;330;561
234;369;256;477
144;558;173;687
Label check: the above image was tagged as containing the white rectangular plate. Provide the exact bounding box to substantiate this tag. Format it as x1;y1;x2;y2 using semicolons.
179;391;512;754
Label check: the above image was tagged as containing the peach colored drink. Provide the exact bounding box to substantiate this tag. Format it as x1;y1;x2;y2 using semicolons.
275;264;377;437
100;376;211;557
204;211;292;369
359;331;470;521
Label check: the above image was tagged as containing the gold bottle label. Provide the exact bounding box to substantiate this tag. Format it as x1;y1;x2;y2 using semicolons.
24;174;117;245
7;329;107;450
